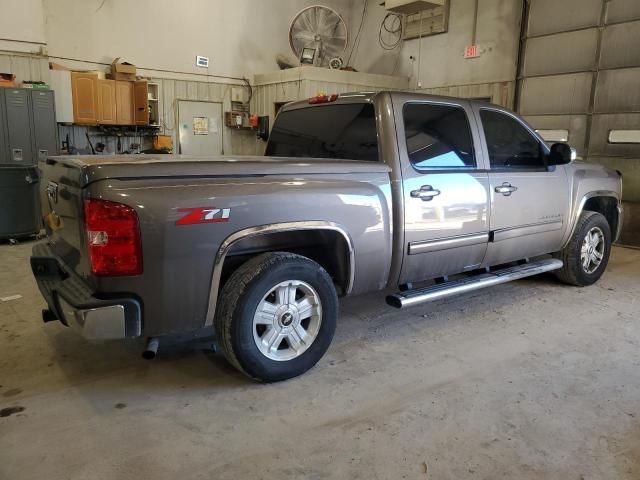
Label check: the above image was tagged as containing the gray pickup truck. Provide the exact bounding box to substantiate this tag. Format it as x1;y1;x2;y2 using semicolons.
31;91;623;382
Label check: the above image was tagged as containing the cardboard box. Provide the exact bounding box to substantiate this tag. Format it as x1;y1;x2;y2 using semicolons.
107;72;136;81
0;73;16;88
49;62;70;71
153;135;173;151
111;57;136;75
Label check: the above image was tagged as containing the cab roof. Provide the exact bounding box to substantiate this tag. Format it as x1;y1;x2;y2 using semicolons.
279;90;512;114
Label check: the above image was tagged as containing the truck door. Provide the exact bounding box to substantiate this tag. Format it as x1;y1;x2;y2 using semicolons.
396;98;491;284
472;106;569;266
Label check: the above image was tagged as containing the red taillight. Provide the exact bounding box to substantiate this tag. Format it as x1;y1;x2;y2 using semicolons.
309;93;338;104
83;198;143;276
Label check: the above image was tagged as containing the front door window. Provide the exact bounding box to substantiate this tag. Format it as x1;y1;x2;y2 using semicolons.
480;109;545;170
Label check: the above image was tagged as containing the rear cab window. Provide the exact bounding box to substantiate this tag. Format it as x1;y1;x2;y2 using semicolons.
266;103;379;162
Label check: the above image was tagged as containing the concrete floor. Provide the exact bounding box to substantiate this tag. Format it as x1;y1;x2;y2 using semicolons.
1;242;639;480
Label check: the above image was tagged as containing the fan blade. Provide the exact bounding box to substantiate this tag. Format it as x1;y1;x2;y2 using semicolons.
317;11;338;35
292;31;316;43
300;11;316;35
313;6;321;32
317;7;327;33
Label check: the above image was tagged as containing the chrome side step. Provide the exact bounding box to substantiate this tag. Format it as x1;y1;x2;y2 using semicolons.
386;258;563;309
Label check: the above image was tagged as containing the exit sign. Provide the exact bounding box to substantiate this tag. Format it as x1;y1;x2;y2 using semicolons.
464;45;480;59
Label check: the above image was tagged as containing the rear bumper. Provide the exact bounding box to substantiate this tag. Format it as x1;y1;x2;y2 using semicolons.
30;242;142;339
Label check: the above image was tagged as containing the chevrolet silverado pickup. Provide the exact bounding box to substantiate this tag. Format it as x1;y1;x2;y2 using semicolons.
31;91;623;382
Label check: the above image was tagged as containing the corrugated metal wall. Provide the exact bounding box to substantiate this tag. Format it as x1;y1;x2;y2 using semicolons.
518;0;640;205
149;77;258;156
252;75;409;121
57;79;259;156
0;50;260;156
418;81;515;108
0;51;49;84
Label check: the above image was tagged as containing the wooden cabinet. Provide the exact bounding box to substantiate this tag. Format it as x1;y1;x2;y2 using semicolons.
71;72;98;124
70;75;157;126
97;79;117;125
115;81;134;125
134;80;149;125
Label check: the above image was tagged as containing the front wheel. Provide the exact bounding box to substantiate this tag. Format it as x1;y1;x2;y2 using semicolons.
215;252;338;382
554;211;612;286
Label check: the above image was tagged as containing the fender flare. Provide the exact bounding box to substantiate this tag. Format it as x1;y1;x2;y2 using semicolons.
562;190;622;248
204;221;355;327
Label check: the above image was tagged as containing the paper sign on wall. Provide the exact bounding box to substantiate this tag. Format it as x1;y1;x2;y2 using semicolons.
193;117;209;135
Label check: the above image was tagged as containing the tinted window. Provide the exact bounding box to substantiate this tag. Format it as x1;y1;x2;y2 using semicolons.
265;103;378;161
480;110;545;169
403;103;475;169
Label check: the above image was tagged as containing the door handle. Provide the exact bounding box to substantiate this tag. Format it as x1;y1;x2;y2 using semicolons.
495;182;518;196
410;185;441;201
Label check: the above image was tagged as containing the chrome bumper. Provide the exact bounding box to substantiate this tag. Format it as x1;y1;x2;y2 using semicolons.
31;242;141;340
57;297;128;340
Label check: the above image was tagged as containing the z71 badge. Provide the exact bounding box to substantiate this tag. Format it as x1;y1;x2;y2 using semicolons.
175;207;230;225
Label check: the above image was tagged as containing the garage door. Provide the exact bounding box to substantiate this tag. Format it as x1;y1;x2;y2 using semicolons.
516;0;640;198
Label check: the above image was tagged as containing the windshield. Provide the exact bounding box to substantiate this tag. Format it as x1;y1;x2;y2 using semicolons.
265;103;379;162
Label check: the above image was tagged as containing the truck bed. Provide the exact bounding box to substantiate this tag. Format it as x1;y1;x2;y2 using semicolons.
44;155;391;187
38;154;394;336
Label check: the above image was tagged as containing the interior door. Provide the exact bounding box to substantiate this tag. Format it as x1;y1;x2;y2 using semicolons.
473;107;570;266
178;101;223;155
397;98;490;284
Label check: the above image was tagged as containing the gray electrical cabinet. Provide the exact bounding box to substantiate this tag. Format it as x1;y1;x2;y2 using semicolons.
0;87;58;238
30;89;58;162
0;90;7;164
0;167;41;240
3;88;34;165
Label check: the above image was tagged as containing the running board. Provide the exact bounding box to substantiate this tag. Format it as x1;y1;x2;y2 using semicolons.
386;258;563;309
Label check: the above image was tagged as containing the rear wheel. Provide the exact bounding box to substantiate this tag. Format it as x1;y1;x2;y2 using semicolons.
554;211;611;286
215;252;338;382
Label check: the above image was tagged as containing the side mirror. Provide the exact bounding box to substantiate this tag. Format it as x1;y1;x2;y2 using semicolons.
548;143;574;165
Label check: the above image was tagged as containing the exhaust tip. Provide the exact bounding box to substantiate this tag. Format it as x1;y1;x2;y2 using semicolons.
142;337;160;360
42;309;59;323
141;350;156;360
385;295;403;309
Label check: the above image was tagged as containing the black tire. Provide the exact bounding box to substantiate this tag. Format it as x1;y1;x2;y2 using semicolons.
554;211;612;286
215;252;338;382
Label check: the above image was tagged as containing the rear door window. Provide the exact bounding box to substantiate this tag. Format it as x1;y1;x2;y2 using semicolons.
266;103;379;161
402;103;476;170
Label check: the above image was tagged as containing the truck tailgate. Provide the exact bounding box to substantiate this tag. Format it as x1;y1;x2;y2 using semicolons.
38;157;91;280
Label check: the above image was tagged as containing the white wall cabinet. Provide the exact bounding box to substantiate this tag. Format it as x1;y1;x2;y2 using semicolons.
48;70;73;123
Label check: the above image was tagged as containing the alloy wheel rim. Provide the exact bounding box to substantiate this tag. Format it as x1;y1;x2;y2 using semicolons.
252;280;322;361
580;226;605;274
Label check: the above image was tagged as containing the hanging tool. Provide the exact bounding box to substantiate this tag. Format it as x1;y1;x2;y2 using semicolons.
85;132;96;155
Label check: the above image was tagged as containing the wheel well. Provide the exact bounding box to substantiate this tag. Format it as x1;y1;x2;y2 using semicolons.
583;196;619;236
220;229;352;295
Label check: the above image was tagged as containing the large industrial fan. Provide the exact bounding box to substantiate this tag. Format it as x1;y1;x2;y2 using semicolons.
289;5;348;67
